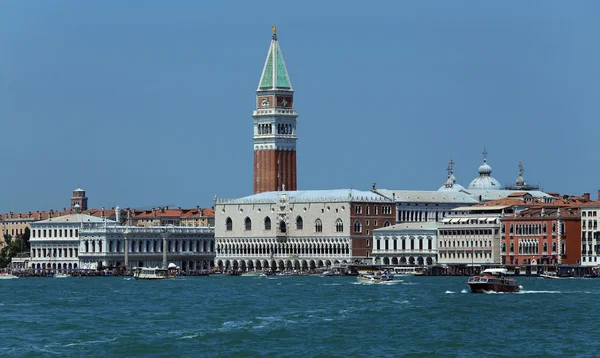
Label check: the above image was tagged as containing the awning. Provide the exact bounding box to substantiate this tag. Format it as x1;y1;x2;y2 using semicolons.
450;218;460;223
486;218;496;223
442;218;451;223
478;218;488;222
459;218;469;223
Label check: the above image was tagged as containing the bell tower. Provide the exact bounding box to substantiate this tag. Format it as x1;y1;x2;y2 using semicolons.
252;26;298;194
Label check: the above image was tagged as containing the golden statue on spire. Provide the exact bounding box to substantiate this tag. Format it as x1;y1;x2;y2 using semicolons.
272;25;277;34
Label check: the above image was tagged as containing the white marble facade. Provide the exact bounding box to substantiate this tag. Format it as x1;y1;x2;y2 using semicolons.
372;222;438;266
214;189;395;272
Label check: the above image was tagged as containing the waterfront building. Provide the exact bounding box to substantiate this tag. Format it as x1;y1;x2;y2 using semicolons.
214;189;396;271
29;209;115;271
437;205;514;268
372;222;438;266
253;26;298;194
500;206;581;269
579;199;600;266
78;225;215;271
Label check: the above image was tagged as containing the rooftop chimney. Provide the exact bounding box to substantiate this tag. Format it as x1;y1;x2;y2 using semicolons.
583;193;591;202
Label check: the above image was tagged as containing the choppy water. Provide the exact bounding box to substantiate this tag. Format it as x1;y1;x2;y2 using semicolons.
1;275;599;357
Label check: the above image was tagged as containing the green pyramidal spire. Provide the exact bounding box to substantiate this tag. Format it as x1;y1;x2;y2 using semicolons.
257;26;293;91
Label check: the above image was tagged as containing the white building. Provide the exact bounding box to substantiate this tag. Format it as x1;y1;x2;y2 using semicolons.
580;203;600;266
437;205;513;267
78;225;215;271
29;212;115;271
214;189;396;272
372;222;438;266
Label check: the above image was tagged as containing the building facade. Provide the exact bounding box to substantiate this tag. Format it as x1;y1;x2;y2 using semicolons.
29;213;114;271
437;206;509;267
501;206;581;268
253;27;298;194
372;222;438;266
214;189;395;272
78;225;215;271
580;202;600;266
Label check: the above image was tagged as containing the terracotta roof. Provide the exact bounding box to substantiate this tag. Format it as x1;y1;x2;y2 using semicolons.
507;192;530;197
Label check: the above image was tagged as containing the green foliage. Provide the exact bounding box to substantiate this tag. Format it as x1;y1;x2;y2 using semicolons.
0;233;28;268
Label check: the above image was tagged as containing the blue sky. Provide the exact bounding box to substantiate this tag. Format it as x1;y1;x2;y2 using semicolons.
1;1;599;212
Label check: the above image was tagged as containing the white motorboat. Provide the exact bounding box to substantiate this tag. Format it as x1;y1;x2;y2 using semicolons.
539;271;560;279
54;273;71;278
0;272;18;279
133;267;169;280
241;271;263;277
356;272;400;284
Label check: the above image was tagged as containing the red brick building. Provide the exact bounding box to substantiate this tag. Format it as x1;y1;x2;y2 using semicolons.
501;206;581;270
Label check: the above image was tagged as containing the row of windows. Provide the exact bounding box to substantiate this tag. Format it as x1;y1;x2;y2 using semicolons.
32;247;78;258
502;223;565;236
439;252;491;259
440;240;492;248
501;242;559;253
582;211;598;217
439;230;495;236
354;205;393;215
582;220;598;230
226;217;391;233
376;238;433;251
32;228;79;238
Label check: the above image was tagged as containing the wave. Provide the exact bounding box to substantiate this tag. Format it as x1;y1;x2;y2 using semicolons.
445;290;455;294
518;290;562;294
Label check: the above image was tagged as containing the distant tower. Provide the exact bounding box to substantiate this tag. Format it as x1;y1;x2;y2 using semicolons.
71;186;88;210
252;26;298;194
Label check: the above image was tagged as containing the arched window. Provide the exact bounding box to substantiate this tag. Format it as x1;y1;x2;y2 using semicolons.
279;220;287;233
296;216;304;230
501;243;506;252
543;242;548;252
353;220;362;233
510;243;514;253
315;219;322;233
226;217;233;231
552;242;556;252
264;217;271;231
384;220;391;227
244;217;252;231
335;219;343;232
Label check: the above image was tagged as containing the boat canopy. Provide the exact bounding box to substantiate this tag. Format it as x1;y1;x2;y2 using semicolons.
481;268;507;275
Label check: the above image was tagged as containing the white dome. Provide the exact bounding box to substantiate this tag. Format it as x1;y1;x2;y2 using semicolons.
478;163;492;175
468;176;501;189
469;157;501;189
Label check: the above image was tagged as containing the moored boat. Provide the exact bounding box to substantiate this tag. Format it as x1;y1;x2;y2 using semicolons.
54;273;71;278
133;267;169;280
467;268;520;293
